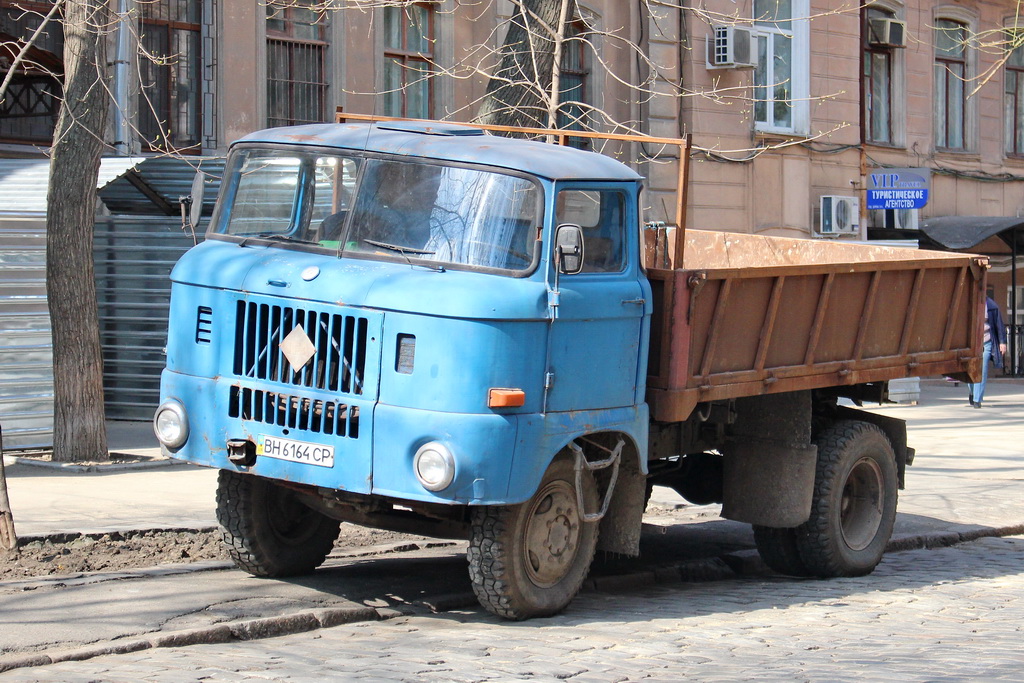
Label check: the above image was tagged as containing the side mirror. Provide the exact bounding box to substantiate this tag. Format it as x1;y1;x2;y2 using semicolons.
189;171;205;229
555;223;585;275
180;171;206;231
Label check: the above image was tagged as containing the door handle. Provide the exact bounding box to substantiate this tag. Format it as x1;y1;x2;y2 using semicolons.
621;298;646;305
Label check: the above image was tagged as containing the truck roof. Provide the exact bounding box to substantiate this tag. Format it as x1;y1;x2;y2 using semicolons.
234;120;643;182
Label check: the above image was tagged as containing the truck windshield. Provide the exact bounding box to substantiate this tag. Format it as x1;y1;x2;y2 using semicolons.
346;158;540;272
215;149;360;245
214;148;541;273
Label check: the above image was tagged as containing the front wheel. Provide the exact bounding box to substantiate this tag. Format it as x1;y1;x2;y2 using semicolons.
467;456;599;620
216;469;341;577
795;421;898;577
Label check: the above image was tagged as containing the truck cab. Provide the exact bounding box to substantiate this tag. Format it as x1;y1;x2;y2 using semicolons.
156;120;652;618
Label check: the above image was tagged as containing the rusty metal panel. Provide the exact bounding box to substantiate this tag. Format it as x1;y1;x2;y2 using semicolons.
647;231;986;422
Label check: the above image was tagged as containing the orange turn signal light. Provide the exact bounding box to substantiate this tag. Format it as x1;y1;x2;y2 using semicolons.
488;388;526;408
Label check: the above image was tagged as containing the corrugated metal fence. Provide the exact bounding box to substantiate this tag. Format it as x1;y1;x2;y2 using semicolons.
0;156;222;448
0;213;52;450
94;216;205;420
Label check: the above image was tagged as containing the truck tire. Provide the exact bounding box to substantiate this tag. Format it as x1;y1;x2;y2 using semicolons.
216;469;341;577
467;456;599;620
795;420;897;577
752;526;812;577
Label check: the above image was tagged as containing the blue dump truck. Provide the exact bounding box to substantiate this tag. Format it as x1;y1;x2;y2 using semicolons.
155;119;985;619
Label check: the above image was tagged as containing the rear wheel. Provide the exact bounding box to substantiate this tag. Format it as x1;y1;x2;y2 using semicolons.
468;456;599;620
795;421;897;577
752;525;812;577
216;469;341;577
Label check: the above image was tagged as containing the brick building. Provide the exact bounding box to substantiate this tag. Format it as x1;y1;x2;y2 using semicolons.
3;0;1024;341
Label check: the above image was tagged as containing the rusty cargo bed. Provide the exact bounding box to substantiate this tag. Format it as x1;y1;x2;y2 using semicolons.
646;230;987;422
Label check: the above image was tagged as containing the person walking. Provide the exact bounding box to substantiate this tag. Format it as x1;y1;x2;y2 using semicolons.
969;294;1008;408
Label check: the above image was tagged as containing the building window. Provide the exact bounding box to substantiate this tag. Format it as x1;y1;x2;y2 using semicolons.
0;0;63;144
753;0;809;134
138;0;201;152
1005;30;1024;156
267;1;328;127
382;3;433;118
863;7;897;145
935;19;968;150
558;19;589;147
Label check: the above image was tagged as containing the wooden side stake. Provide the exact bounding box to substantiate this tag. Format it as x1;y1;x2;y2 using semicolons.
0;426;18;552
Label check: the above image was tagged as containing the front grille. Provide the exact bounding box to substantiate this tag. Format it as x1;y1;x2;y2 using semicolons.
233;300;368;395
229;385;360;438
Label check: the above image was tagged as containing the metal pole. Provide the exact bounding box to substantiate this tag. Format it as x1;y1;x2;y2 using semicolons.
112;0;132;155
1012;228;1018;376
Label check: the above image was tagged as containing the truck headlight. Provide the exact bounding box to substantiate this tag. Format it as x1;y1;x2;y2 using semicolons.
154;400;189;449
414;442;455;492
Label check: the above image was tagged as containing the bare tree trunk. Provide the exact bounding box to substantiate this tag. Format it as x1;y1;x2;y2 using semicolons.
477;0;576;129
0;427;17;552
45;0;111;462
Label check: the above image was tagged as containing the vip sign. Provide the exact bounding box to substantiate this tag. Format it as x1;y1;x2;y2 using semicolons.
867;168;931;211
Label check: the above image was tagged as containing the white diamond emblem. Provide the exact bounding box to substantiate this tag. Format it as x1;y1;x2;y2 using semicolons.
280;326;317;371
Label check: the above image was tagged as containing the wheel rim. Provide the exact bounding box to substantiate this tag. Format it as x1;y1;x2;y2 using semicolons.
840;456;884;551
521;479;582;588
267;487;323;547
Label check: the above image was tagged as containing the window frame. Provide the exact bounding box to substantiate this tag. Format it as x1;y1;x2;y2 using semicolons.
266;1;329;128
381;2;435;119
1005;27;1024;157
752;0;810;136
138;0;202;153
557;18;591;149
934;17;969;151
862;7;899;146
0;0;63;144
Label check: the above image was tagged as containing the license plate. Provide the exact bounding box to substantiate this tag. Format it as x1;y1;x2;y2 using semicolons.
257;435;334;468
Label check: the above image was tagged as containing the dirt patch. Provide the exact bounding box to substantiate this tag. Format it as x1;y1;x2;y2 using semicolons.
0;526;426;582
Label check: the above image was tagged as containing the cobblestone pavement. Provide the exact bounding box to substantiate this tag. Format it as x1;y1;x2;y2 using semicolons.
5;535;1022;683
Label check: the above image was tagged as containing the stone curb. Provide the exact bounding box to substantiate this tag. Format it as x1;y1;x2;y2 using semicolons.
0;604;384;674
1;524;1022;675
0;559;234;593
2;454;186;473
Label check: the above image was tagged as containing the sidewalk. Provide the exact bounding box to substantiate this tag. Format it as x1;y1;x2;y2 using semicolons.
2;421;218;536
2;378;1024;539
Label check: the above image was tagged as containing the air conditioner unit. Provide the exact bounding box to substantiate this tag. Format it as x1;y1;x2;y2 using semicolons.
818;196;860;235
871;208;919;231
707;25;756;69
868;18;906;48
889;207;918;230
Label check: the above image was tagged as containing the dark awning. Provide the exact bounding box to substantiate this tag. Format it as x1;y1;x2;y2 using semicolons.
919;216;1024;251
98;156;224;216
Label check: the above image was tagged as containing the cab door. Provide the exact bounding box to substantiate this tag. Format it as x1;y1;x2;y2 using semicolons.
545;184;648;412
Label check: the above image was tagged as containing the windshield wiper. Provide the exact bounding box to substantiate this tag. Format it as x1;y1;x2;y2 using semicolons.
363;239;436;256
362;239;444;272
241;232;320;247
